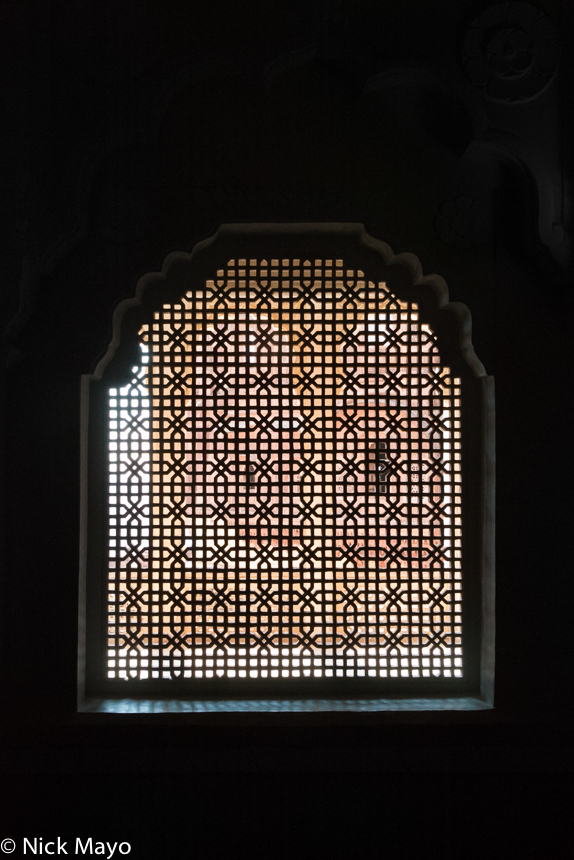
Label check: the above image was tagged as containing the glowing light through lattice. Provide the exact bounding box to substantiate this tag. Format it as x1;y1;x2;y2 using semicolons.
106;259;463;682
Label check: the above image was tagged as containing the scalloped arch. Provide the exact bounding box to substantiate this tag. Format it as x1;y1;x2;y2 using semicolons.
80;222;494;708
95;223;487;383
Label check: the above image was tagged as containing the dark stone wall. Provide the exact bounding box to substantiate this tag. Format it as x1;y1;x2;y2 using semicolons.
1;0;572;854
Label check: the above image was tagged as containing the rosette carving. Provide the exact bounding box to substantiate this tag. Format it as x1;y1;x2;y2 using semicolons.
462;2;560;103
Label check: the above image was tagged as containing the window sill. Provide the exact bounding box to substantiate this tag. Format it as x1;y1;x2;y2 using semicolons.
80;696;492;713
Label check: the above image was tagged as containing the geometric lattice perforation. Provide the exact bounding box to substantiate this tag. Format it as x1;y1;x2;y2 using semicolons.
107;257;463;682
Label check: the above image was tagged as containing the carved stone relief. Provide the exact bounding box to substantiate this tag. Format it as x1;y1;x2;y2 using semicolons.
462;2;560;103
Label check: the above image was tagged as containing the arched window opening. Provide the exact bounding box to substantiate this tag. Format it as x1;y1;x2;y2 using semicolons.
80;225;494;710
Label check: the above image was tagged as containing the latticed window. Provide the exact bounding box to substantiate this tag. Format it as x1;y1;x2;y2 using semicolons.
80;224;494;711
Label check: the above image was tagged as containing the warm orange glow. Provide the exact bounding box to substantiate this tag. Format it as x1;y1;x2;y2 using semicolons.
107;258;463;682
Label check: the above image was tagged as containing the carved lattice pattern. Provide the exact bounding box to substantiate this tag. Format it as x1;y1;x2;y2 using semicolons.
107;258;463;682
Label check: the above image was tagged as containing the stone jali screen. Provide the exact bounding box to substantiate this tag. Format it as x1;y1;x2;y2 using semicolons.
107;258;462;682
